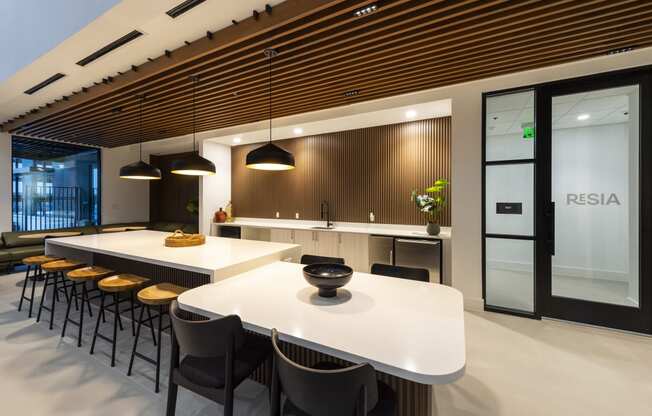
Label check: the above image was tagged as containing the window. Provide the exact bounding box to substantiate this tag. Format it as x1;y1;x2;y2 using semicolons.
11;136;101;231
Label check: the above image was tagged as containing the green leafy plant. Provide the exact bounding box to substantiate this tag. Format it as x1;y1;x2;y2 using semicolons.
411;179;449;222
186;199;199;216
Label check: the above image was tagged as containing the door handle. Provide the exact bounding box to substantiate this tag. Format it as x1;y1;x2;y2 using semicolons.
546;202;555;256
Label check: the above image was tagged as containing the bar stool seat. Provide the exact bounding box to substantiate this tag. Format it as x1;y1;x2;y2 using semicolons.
138;283;188;305
37;259;85;330
42;259;85;273
19;255;61;317
91;274;150;367
23;255;61;266
129;283;188;393
98;274;149;292
67;266;113;281
62;266;114;347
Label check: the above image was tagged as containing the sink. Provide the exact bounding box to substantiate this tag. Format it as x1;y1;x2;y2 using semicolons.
311;226;335;230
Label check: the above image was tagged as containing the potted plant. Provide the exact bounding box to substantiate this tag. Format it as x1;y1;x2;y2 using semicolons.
411;179;449;236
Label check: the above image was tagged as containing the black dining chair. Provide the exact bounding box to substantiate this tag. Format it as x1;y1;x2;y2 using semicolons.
370;263;429;283
300;254;345;265
270;329;396;416
166;301;272;416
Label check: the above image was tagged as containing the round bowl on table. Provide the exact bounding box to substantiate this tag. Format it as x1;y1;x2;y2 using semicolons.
302;263;353;298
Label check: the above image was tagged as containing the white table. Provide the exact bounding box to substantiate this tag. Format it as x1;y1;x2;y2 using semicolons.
45;230;301;282
178;261;465;385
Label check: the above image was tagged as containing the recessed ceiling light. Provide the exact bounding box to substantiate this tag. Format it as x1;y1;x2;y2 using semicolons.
293;127;303;135
233;137;242;143
354;4;377;17
577;114;590;121
405;109;417;119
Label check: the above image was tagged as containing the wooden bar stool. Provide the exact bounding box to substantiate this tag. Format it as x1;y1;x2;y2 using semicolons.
90;274;149;367
128;283;188;393
37;259;85;330
19;255;61;318
61;266;114;347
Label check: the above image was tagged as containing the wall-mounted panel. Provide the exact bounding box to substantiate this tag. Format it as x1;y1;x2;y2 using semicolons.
231;118;451;226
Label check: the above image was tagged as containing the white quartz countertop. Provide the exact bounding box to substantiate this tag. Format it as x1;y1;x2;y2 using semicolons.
215;218;451;240
178;261;465;384
46;230;300;280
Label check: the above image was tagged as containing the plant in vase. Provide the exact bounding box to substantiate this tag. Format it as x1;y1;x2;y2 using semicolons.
411;179;449;235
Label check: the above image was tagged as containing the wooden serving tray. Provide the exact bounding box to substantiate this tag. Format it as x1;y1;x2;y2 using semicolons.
165;230;206;247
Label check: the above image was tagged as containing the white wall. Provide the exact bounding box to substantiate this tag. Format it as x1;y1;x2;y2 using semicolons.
404;48;652;310
0;132;11;231
199;141;231;235
101;145;149;225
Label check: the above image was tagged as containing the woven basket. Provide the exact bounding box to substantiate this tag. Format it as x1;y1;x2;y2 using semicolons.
164;230;206;247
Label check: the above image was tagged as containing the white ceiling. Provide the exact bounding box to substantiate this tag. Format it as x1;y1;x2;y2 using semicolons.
486;85;636;136
204;99;452;146
0;0;283;122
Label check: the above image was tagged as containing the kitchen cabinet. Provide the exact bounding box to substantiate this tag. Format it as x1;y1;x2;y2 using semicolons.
339;232;369;272
316;231;339;258
270;228;294;244
293;230;316;256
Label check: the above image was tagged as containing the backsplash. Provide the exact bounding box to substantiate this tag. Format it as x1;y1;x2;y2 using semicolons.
231;117;451;226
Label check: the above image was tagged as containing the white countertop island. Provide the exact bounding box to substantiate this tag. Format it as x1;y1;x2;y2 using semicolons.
45;230;301;282
178;261;466;385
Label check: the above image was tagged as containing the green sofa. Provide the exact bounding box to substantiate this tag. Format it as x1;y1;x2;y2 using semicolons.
0;221;198;271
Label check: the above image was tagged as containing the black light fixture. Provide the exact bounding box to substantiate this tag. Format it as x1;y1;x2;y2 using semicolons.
245;48;295;171
119;95;162;180
170;75;216;176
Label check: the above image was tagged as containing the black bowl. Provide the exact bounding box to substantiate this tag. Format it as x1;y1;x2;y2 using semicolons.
302;263;353;298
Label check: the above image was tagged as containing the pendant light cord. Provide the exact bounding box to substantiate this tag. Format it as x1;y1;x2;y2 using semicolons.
139;95;143;161
192;76;197;152
268;49;272;143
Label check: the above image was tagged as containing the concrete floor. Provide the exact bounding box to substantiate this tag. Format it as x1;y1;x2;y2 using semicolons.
1;270;651;415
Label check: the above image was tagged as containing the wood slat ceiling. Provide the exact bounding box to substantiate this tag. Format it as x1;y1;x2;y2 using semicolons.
2;0;650;148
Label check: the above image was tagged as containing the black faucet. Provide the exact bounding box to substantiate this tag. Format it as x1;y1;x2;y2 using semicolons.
320;200;332;228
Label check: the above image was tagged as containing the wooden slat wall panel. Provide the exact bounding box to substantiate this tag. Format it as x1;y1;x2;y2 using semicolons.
231;117;451;226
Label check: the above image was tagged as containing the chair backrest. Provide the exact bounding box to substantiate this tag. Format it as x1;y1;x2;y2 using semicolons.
370;263;429;282
169;300;244;357
271;329;378;416
300;254;346;265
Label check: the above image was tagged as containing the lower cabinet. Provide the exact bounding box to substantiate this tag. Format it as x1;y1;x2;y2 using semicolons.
269;228;369;272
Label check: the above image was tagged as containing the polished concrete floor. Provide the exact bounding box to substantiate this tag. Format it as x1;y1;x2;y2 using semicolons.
1;269;651;415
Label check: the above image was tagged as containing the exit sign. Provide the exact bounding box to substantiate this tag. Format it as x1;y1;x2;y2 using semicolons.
522;126;535;140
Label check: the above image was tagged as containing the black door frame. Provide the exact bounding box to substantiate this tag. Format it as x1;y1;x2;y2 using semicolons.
482;65;652;333
535;68;652;333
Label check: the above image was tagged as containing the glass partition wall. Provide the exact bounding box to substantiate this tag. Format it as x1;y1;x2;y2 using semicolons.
11;136;101;231
483;67;652;333
483;89;537;315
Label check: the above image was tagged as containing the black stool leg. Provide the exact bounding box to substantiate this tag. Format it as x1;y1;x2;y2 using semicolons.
130;291;136;336
85;281;93;318
155;305;163;393
36;272;51;323
147;305;157;346
28;266;39;318
111;292;119;367
78;283;89;347
49;272;59;330
18;265;31;312
128;303;146;376
61;282;78;338
90;292;106;355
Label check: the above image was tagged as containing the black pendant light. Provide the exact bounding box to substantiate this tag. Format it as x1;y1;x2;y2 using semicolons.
246;48;295;171
119;95;162;180
170;75;216;176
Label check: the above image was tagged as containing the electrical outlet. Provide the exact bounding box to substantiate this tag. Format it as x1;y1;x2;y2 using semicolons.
276;211;280;218
369;211;375;222
295;212;300;219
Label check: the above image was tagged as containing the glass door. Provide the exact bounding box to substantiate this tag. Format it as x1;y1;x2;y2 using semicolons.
536;71;652;332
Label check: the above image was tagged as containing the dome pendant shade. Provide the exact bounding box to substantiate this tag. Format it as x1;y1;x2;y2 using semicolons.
170;152;216;176
119;160;162;180
246;142;295;171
